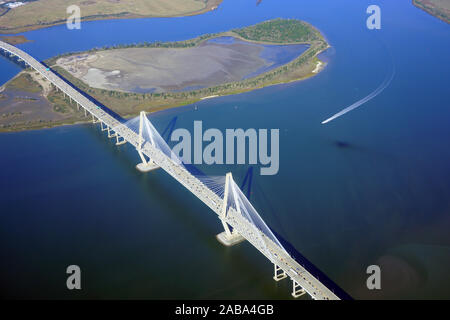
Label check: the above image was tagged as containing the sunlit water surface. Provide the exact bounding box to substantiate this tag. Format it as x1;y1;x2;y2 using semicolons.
0;0;449;299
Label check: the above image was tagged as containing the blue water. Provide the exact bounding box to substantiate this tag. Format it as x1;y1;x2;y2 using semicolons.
1;0;450;299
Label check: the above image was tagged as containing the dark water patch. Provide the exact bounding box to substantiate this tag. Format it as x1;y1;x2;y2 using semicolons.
273;230;353;300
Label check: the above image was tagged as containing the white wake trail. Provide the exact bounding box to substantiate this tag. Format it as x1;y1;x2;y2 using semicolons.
321;68;395;124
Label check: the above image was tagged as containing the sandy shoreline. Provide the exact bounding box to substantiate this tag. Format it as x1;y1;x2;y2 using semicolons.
312;61;323;73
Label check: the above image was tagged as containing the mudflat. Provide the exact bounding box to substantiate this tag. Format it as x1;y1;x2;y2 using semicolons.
0;19;328;132
0;0;222;34
56;38;303;93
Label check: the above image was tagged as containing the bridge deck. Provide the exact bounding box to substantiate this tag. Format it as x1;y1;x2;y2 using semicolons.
0;40;339;300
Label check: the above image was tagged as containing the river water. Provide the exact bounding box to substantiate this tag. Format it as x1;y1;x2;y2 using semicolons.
1;0;449;299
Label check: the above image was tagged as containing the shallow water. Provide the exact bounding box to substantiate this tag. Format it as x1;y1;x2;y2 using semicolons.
206;36;310;80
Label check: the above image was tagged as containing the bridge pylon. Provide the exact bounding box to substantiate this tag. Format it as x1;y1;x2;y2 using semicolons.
216;172;245;246
136;111;160;172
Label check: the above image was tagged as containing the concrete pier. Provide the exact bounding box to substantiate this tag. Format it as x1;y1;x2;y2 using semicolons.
136;162;160;172
292;280;306;298
273;264;287;281
216;231;245;246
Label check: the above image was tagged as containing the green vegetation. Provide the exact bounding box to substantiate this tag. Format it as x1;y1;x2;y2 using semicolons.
45;32;223;66
6;73;43;93
47;93;71;114
47;19;324;63
0;0;222;34
0;72;86;132
0;35;31;45
47;19;328;119
3;19;329;131
233;18;322;43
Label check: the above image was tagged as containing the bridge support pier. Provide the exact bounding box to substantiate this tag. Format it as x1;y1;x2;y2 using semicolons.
107;127;116;138
291;280;306;298
115;134;126;146
100;122;108;132
136;160;159;172
135;111;159;172
92;114;100;124
273;264;287;281
216;228;245;246
216;173;245;246
136;148;159;172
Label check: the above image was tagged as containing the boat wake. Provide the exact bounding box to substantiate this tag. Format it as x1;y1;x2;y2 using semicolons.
321;67;395;124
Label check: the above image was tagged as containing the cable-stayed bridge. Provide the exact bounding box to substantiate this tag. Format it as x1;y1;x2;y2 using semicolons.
0;40;340;300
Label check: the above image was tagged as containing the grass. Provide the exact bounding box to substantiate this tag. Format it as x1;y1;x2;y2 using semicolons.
0;73;87;132
232;18;322;43
0;35;31;45
0;0;221;34
47;91;72;113
6;73;43;93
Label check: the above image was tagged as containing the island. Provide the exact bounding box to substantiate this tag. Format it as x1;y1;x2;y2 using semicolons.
413;0;450;23
0;35;32;45
0;19;329;132
0;0;222;34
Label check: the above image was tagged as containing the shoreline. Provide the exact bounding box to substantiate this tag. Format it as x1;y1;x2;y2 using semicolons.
0;19;330;133
0;67;326;133
0;56;328;133
0;35;32;45
412;0;450;24
0;0;223;35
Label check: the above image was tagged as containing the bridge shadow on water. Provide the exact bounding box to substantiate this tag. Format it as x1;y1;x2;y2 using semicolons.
233;166;352;299
0;49;29;70
84;124;288;298
168;163;353;299
1;46;353;299
67;98;353;299
136;176;300;299
272;230;352;300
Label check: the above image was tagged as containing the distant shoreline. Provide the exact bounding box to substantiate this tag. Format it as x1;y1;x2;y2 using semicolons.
412;0;450;24
0;0;223;34
0;19;330;133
